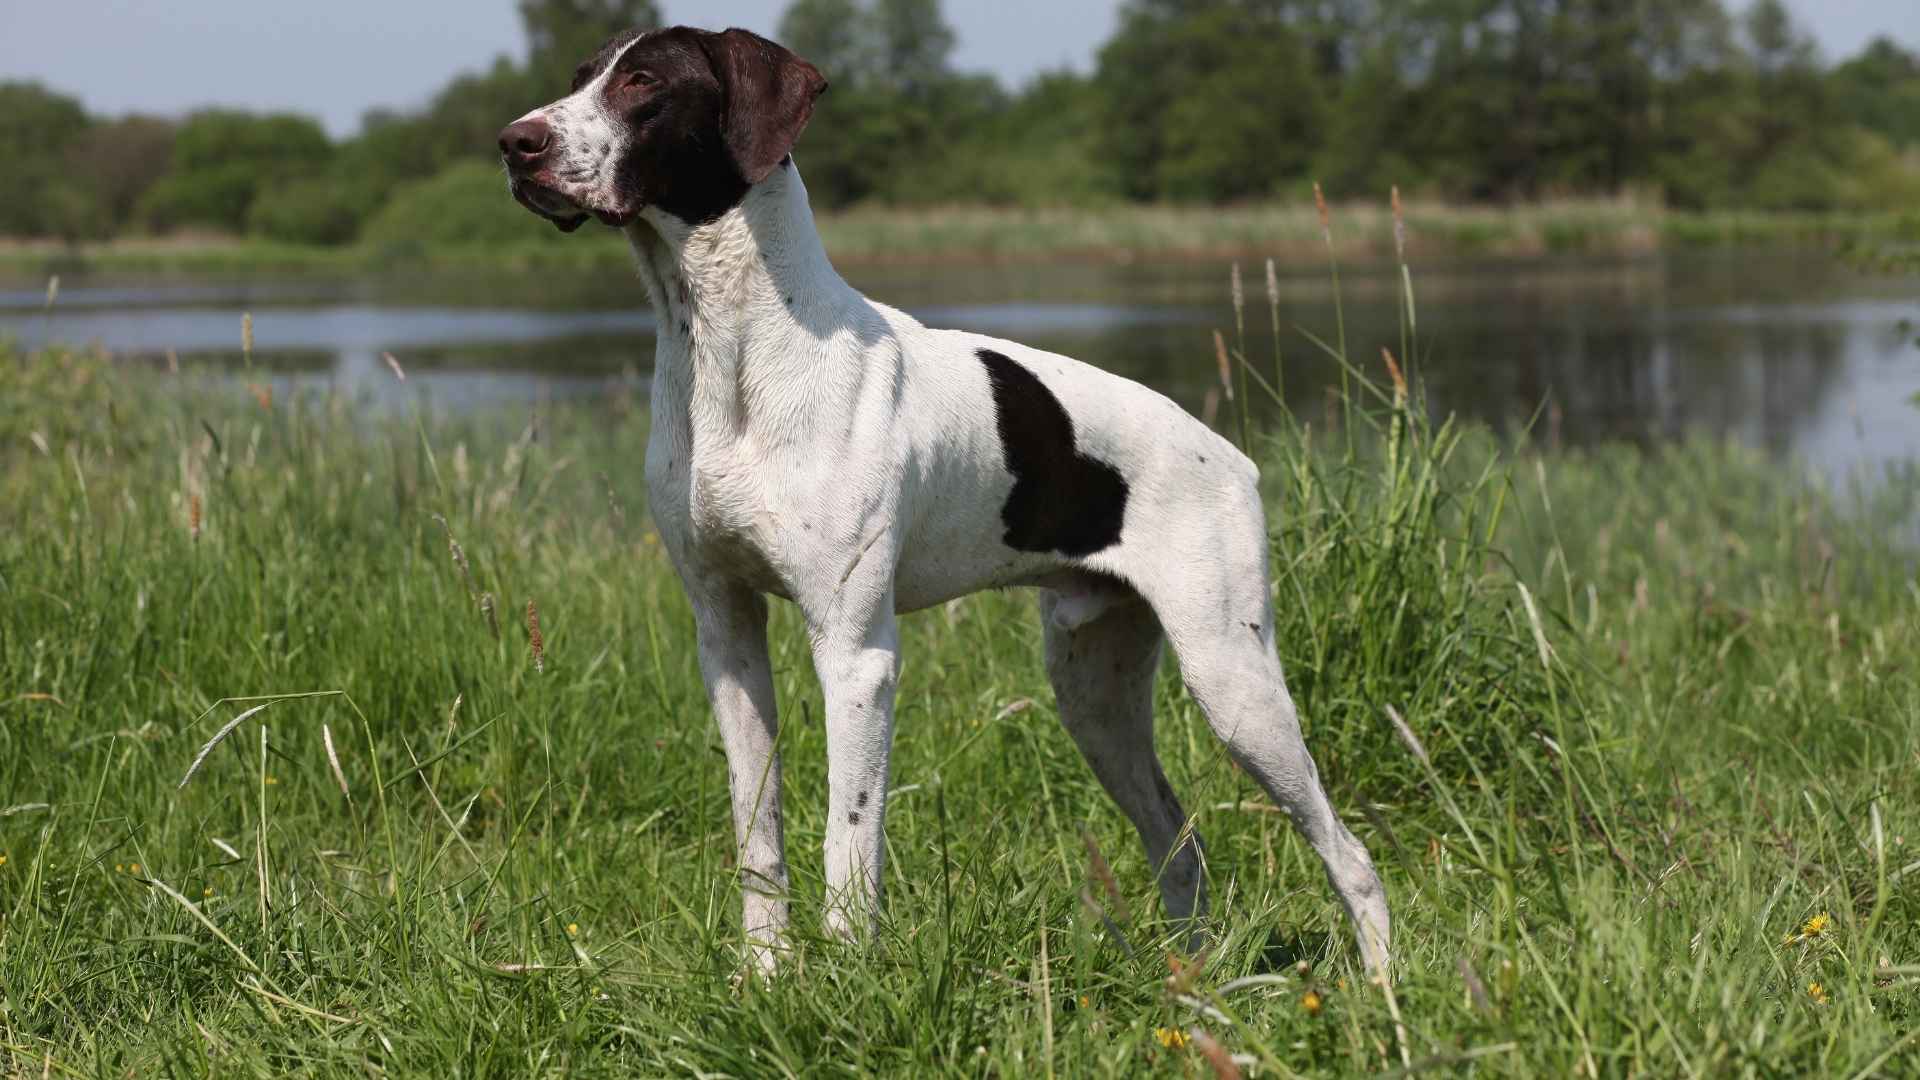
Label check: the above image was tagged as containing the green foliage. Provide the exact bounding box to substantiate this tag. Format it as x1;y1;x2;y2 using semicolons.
246;176;365;246
137;111;332;232
1097;2;1326;201
520;0;663;92
0;82;93;240
358;160;574;255
65;116;177;232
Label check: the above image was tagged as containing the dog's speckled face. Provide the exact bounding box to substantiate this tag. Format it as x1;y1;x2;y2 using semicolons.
498;26;826;232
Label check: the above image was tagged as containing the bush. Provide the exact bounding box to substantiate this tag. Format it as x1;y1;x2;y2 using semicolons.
357;160;577;255
246;176;366;246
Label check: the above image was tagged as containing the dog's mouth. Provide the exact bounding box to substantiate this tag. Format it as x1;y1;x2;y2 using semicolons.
508;176;636;232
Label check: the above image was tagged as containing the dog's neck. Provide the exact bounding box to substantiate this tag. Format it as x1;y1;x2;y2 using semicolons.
622;165;856;438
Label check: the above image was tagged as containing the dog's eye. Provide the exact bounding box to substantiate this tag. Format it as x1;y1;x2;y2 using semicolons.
622;69;659;91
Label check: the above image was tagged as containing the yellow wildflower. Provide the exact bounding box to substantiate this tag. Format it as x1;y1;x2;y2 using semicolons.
1802;913;1830;937
1807;981;1829;1005
1154;1027;1189;1049
203;886;214;898
1078;995;1090;1010
1301;989;1324;1016
129;863;140;874
266;776;278;785
566;922;580;937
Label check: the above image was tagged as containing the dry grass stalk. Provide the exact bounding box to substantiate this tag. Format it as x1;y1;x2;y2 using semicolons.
382;352;407;382
526;598;545;673
1080;828;1130;925
240;313;254;365
1458;956;1493;1013
1188;1028;1242;1080
480;592;500;640
1264;258;1279;308
1200;386;1221;427
44;275;59;310
601;471;627;535
166;348;179;375
322;722;350;800
179;702;275;789
1392;185;1407;261
1212;330;1234;401
1313;181;1331;247
188;493;202;542
1384;704;1429;765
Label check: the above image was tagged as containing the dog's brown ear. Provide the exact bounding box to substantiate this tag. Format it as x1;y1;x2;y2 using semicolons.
699;28;828;185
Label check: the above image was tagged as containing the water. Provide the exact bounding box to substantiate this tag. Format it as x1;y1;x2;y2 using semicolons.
3;252;1915;480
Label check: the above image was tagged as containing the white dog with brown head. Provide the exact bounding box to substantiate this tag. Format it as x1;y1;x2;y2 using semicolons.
499;25;1390;978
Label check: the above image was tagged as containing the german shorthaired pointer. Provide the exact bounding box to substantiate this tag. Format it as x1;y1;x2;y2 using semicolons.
498;25;1390;978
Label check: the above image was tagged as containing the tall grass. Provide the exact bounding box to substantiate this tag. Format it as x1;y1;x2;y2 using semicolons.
1;237;1916;1075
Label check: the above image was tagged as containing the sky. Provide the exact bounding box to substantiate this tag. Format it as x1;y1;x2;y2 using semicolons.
2;1;1914;137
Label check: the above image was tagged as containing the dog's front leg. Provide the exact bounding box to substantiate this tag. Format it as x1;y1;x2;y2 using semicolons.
804;567;900;944
689;583;790;974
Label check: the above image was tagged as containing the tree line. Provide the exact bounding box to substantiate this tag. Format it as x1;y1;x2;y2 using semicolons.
3;0;1917;246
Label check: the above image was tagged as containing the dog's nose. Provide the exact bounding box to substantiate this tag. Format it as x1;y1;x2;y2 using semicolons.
499;117;553;163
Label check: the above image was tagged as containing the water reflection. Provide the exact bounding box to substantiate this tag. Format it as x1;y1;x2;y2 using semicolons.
2;252;1914;480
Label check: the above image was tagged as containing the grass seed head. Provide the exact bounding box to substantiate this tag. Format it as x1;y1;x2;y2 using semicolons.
382;352;406;381
480;592;500;639
527;598;545;673
1382;347;1407;406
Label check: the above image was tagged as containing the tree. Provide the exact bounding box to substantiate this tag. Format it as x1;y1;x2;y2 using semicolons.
138;111;332;233
1827;37;1920;148
519;0;663;93
1095;1;1326;201
778;0;869;83
871;0;956;95
65;116;176;232
0;82;93;238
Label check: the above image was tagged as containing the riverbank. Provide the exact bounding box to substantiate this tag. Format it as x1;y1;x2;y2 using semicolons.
2;202;1913;279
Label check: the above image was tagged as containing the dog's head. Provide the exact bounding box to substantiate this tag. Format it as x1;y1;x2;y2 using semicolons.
498;26;827;232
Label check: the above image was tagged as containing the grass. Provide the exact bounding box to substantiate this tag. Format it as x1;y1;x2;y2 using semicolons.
3;201;1914;280
2;245;1918;1077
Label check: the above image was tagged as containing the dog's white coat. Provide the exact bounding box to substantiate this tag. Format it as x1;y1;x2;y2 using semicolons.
525;54;1391;977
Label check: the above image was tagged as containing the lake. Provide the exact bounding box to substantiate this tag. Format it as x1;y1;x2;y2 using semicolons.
3;252;1916;482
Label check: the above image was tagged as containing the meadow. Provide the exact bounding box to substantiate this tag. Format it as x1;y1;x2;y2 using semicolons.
1;257;1918;1077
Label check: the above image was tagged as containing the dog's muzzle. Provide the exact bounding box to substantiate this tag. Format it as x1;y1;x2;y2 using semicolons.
509;178;592;233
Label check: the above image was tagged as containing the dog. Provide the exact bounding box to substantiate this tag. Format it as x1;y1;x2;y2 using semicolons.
498;25;1390;978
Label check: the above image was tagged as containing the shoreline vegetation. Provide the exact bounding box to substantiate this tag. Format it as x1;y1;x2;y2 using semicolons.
2;202;1914;279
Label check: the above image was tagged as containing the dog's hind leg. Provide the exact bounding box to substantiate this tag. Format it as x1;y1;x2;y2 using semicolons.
1130;484;1392;976
1041;588;1207;937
